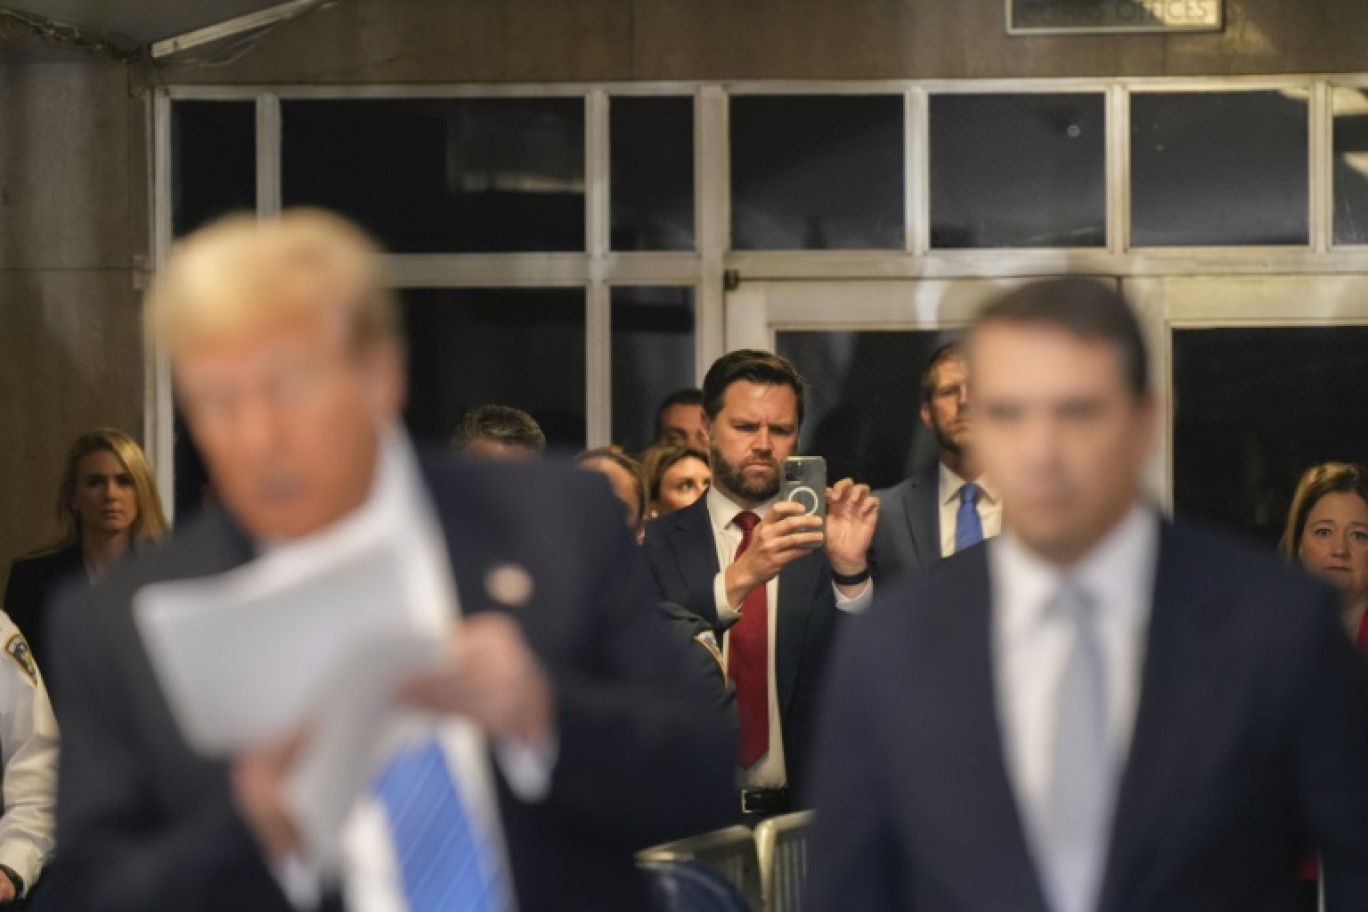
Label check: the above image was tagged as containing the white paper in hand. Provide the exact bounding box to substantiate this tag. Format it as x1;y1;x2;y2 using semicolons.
133;545;416;755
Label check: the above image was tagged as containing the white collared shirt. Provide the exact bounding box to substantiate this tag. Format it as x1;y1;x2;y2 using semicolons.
272;428;548;911
938;464;1004;558
705;485;873;788
989;503;1159;864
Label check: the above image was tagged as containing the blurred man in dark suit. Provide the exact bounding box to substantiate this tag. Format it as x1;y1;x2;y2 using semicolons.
46;210;735;912
809;278;1368;911
871;341;1001;583
642;350;878;816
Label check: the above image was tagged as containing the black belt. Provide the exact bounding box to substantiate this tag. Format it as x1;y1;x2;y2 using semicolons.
740;787;791;817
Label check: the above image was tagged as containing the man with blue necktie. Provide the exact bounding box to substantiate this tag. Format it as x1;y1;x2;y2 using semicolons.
44;211;737;912
871;342;1002;583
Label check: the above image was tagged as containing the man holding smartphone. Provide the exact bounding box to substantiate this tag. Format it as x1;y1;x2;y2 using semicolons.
642;350;879;817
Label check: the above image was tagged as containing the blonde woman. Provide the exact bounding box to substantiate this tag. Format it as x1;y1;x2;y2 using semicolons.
3;428;167;678
1279;461;1368;652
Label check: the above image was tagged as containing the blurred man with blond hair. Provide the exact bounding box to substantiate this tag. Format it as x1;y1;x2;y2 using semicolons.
46;210;735;912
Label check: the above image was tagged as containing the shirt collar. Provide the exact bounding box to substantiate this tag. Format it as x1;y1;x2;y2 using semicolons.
939;463;1000;507
706;484;778;535
992;501;1159;640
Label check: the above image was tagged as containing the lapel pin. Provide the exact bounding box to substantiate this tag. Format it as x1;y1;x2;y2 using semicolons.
484;562;535;608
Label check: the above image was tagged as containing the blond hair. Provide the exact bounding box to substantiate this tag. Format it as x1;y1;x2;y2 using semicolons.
43;428;168;553
147;209;399;355
1279;461;1368;563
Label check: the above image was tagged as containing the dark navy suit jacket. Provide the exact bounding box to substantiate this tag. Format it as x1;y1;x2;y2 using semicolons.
809;519;1368;912
870;467;941;585
45;454;737;912
640;495;840;799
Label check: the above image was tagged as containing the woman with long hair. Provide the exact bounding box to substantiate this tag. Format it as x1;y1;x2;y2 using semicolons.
3;428;168;678
1280;461;1368;650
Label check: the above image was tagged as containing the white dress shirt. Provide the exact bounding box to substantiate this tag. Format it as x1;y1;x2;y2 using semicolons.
271;428;550;910
0;611;57;895
705;486;873;789
938;464;1004;558
989;503;1159;878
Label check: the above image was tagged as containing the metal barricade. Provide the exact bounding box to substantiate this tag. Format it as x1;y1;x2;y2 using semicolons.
638;825;764;910
754;811;815;912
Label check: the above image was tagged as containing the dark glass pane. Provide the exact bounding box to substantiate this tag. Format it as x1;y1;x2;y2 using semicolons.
775;330;953;490
1333;88;1368;245
172;101;255;237
283;99;585;253
731;95;904;250
930;93;1106;248
402;289;586;451
611;287;695;452
1173;326;1368;548
1131;91;1308;246
611;97;695;251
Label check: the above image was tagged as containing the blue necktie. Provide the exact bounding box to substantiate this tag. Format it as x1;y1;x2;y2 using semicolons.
373;736;506;912
954;483;985;553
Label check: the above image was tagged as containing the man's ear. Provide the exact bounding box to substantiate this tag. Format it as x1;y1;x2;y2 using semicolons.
362;341;407;421
920;402;933;431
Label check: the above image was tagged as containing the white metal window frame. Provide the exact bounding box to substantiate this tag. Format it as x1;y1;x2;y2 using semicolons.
149;75;1368;514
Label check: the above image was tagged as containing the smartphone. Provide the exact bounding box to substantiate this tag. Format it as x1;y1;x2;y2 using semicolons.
780;456;827;549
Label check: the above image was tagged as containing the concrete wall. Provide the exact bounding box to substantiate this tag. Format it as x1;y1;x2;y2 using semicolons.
160;0;1368;85
0;61;145;573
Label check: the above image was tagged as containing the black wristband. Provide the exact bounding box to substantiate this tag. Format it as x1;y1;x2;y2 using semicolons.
831;566;872;586
0;863;24;898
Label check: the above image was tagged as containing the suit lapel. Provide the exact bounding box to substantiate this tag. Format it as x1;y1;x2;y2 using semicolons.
1097;524;1228;909
774;549;822;717
904;470;941;569
949;549;1054;912
671;497;723;614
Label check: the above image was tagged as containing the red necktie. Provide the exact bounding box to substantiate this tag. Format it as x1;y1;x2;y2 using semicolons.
730;511;770;768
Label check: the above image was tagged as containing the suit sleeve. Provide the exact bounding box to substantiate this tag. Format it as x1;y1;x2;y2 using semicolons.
805;613;907;911
640;527;724;630
1294;586;1368;910
44;589;299;912
547;524;738;848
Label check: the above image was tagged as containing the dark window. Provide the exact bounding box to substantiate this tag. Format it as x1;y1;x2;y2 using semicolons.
1173;326;1368;547
775;330;953;489
731;95;904;250
1131;91;1309;247
611;97;695;251
402;289;586;451
1333;87;1368;245
930;93;1106;248
172;101;255;237
611;287;696;452
283;99;585;253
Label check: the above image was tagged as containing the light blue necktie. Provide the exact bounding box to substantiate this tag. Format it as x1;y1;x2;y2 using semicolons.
1040;583;1112;912
954;483;985;553
373;736;507;912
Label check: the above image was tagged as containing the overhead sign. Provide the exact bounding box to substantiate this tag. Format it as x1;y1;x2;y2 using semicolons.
1008;0;1223;35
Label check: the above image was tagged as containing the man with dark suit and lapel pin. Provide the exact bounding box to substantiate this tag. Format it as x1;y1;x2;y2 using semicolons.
44;210;737;912
809;278;1368;912
641;350;880;818
871;341;1002;583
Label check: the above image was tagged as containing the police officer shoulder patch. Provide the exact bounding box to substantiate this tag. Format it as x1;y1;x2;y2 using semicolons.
4;634;37;686
693;630;727;682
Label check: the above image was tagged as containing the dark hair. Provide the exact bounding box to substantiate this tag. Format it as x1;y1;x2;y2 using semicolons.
973;278;1149;399
1279;462;1368;563
577;446;648;530
701;350;807;426
920;341;965;405
450;404;546;453
642;445;711;501
654;389;704;440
